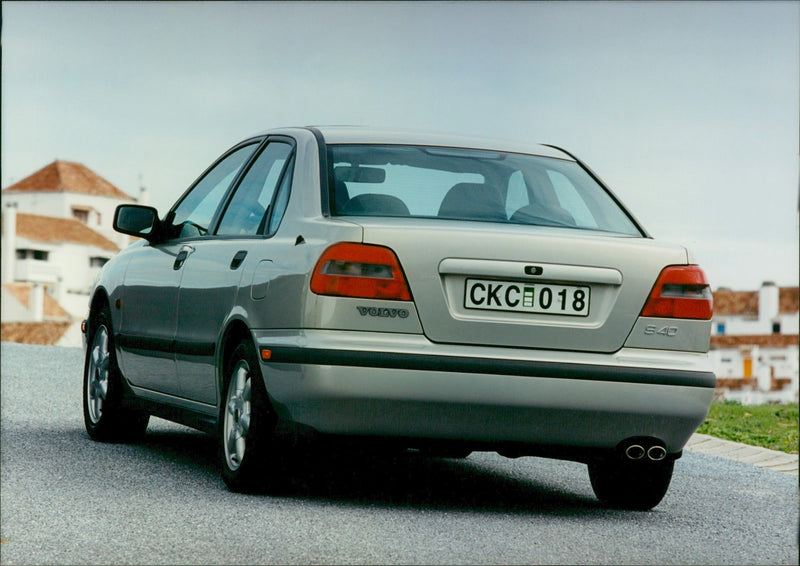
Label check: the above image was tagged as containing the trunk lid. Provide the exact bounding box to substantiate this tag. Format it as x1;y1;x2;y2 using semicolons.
357;218;689;353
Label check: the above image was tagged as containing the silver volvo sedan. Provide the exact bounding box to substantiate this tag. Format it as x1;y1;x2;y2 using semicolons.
82;126;715;510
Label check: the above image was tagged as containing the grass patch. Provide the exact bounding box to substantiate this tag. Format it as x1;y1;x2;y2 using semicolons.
697;401;798;454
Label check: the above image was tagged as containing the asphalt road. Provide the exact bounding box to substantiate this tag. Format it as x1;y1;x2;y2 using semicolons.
1;342;797;565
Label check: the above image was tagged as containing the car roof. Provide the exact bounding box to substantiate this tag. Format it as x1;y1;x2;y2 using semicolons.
262;126;574;161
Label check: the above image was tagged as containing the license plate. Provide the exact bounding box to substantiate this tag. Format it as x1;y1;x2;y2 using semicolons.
464;278;590;317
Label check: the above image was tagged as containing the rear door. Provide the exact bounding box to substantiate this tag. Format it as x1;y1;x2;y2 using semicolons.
174;139;295;404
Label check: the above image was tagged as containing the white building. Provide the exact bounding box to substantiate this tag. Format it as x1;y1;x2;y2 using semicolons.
1;160;143;345
709;282;800;404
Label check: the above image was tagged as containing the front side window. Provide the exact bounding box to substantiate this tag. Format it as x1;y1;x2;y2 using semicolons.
168;142;259;239
328;145;642;236
216;142;293;236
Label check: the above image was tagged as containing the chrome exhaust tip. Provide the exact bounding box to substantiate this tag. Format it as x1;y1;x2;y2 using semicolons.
625;444;646;460
647;445;667;461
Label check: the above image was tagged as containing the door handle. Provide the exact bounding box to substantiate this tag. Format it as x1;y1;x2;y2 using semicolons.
230;250;248;270
173;245;195;270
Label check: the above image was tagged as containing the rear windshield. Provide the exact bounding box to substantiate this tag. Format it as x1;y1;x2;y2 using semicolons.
328;144;642;236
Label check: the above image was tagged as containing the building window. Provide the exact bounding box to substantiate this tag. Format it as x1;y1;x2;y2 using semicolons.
16;249;49;261
89;257;109;268
72;209;89;223
772;322;781;334
716;322;726;335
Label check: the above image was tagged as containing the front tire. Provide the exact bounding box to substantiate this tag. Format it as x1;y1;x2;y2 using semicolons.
588;459;674;511
220;341;282;493
83;306;149;442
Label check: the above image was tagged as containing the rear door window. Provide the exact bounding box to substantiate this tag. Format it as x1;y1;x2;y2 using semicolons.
216;141;293;236
168;143;259;239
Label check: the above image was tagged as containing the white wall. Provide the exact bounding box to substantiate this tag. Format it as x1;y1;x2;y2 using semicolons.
0;287;33;322
6;191;132;249
11;236;114;296
711;345;799;384
61;192;129;240
780;312;799;334
58;291;91;319
710;348;745;379
765;344;799;380
713;315;764;335
3;192;66;219
2;184;132;326
12;236;61;284
713;312;799;336
50;242;114;294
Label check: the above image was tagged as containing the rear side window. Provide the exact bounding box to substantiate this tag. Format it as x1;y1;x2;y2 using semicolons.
216;141;293;236
328;145;641;236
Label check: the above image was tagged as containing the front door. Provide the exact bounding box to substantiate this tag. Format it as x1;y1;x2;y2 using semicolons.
117;140;260;398
116;241;185;396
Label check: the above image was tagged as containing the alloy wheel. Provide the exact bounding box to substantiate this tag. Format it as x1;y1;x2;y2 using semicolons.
86;325;110;424
224;360;252;471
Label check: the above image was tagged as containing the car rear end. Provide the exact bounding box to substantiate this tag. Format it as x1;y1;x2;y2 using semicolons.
255;129;715;465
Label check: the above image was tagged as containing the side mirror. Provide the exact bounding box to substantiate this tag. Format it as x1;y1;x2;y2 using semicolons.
114;205;161;241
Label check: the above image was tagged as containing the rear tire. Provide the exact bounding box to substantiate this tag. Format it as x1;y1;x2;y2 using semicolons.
83;306;149;442
220;341;283;493
588;459;674;511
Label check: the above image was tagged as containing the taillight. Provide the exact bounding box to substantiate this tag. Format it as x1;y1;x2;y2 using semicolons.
641;265;713;320
310;242;412;301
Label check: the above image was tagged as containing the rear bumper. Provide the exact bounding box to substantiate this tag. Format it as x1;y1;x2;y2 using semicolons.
254;330;715;456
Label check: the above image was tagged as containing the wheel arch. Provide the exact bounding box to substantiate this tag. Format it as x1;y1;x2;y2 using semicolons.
87;288;112;335
217;318;257;395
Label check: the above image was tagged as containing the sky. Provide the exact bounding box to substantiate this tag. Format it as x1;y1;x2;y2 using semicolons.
2;1;798;291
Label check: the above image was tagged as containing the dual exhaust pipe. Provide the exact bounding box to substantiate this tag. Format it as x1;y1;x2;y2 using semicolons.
623;440;667;462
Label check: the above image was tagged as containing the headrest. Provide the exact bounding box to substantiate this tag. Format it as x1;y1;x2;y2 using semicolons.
438;183;506;221
333;180;350;212
510;202;576;226
341;193;410;216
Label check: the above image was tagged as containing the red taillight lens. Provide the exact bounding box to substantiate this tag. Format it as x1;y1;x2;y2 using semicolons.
641;265;713;320
310;242;412;301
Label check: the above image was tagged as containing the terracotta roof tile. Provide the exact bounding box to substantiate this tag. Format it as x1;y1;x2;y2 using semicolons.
2;160;133;200
712;289;759;316
15;213;119;251
780;287;799;314
710;334;799;349
1;321;72;345
2;283;71;319
712;286;800;316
